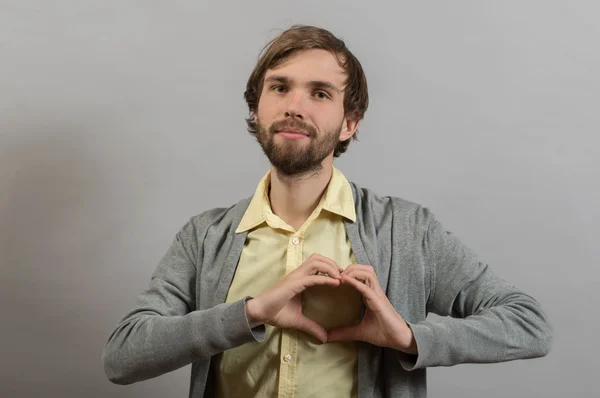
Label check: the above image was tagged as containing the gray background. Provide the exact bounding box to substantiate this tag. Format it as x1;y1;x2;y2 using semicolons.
1;1;598;397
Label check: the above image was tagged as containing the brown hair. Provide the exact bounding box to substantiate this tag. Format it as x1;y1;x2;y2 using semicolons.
244;25;369;157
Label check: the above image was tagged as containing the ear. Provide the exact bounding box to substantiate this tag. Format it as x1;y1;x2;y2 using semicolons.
339;117;359;141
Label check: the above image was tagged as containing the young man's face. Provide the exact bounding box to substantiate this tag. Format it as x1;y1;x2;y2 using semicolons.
254;49;357;176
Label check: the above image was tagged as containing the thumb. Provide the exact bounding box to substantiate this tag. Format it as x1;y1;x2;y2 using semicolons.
327;325;362;343
294;315;328;344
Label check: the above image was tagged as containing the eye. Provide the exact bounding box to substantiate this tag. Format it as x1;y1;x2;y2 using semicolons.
314;91;330;100
272;85;287;93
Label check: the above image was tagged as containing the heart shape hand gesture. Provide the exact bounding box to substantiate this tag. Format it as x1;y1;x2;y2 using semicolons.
246;254;417;354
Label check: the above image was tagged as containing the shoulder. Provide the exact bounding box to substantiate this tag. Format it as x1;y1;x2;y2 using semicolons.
349;181;436;231
177;196;253;240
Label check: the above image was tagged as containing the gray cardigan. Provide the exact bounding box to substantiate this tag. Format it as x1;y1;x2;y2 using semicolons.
102;183;553;397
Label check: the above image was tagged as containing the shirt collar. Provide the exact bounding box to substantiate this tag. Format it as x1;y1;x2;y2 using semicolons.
235;166;356;233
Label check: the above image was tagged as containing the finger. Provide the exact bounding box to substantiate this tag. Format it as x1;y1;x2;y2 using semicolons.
307;253;345;274
343;269;385;294
341;273;380;302
301;275;342;288
291;259;336;279
290;275;341;295
343;269;381;292
342;264;376;275
294;314;328;343
311;255;344;275
304;258;342;279
327;325;362;343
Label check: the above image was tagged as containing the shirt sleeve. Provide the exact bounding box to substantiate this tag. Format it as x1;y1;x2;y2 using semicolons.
101;219;265;385
398;212;553;370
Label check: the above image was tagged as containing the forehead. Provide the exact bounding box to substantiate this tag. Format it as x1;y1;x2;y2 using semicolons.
265;49;346;88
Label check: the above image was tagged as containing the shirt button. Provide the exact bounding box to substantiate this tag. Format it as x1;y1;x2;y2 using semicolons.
291;236;300;245
283;354;293;362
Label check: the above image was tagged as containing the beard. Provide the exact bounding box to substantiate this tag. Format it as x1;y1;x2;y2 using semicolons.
255;117;342;177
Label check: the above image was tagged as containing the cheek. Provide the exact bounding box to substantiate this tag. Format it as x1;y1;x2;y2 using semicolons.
256;96;278;119
315;106;345;129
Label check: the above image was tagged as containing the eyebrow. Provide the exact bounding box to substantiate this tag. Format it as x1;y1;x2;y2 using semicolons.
264;75;342;94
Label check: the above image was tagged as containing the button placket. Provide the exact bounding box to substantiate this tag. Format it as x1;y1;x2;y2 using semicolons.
279;233;302;397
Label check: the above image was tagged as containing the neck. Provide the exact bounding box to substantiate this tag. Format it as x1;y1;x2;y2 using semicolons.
269;162;333;230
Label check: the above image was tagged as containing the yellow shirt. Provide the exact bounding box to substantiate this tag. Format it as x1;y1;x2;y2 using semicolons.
215;167;362;398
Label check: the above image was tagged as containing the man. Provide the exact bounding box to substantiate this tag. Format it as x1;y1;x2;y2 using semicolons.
103;25;552;397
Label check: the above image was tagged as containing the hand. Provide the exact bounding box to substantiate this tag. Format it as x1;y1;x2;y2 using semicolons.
245;253;343;343
327;264;418;355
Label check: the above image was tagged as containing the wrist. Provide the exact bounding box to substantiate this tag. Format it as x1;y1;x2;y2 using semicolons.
245;298;264;328
400;321;418;355
392;317;418;355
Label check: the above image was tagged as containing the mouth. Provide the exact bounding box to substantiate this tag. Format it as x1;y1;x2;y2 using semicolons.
275;128;310;140
276;128;309;136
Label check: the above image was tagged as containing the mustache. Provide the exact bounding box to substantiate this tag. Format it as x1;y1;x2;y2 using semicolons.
268;119;317;137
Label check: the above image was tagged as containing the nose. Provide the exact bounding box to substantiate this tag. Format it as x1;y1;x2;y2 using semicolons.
284;91;304;120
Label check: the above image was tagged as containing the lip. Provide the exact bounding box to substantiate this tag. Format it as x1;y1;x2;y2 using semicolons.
276;128;309;136
277;131;309;140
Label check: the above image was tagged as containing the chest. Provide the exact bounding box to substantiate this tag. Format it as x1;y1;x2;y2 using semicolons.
229;219;362;328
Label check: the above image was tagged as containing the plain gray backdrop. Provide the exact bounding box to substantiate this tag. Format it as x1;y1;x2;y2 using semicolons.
1;1;598;397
